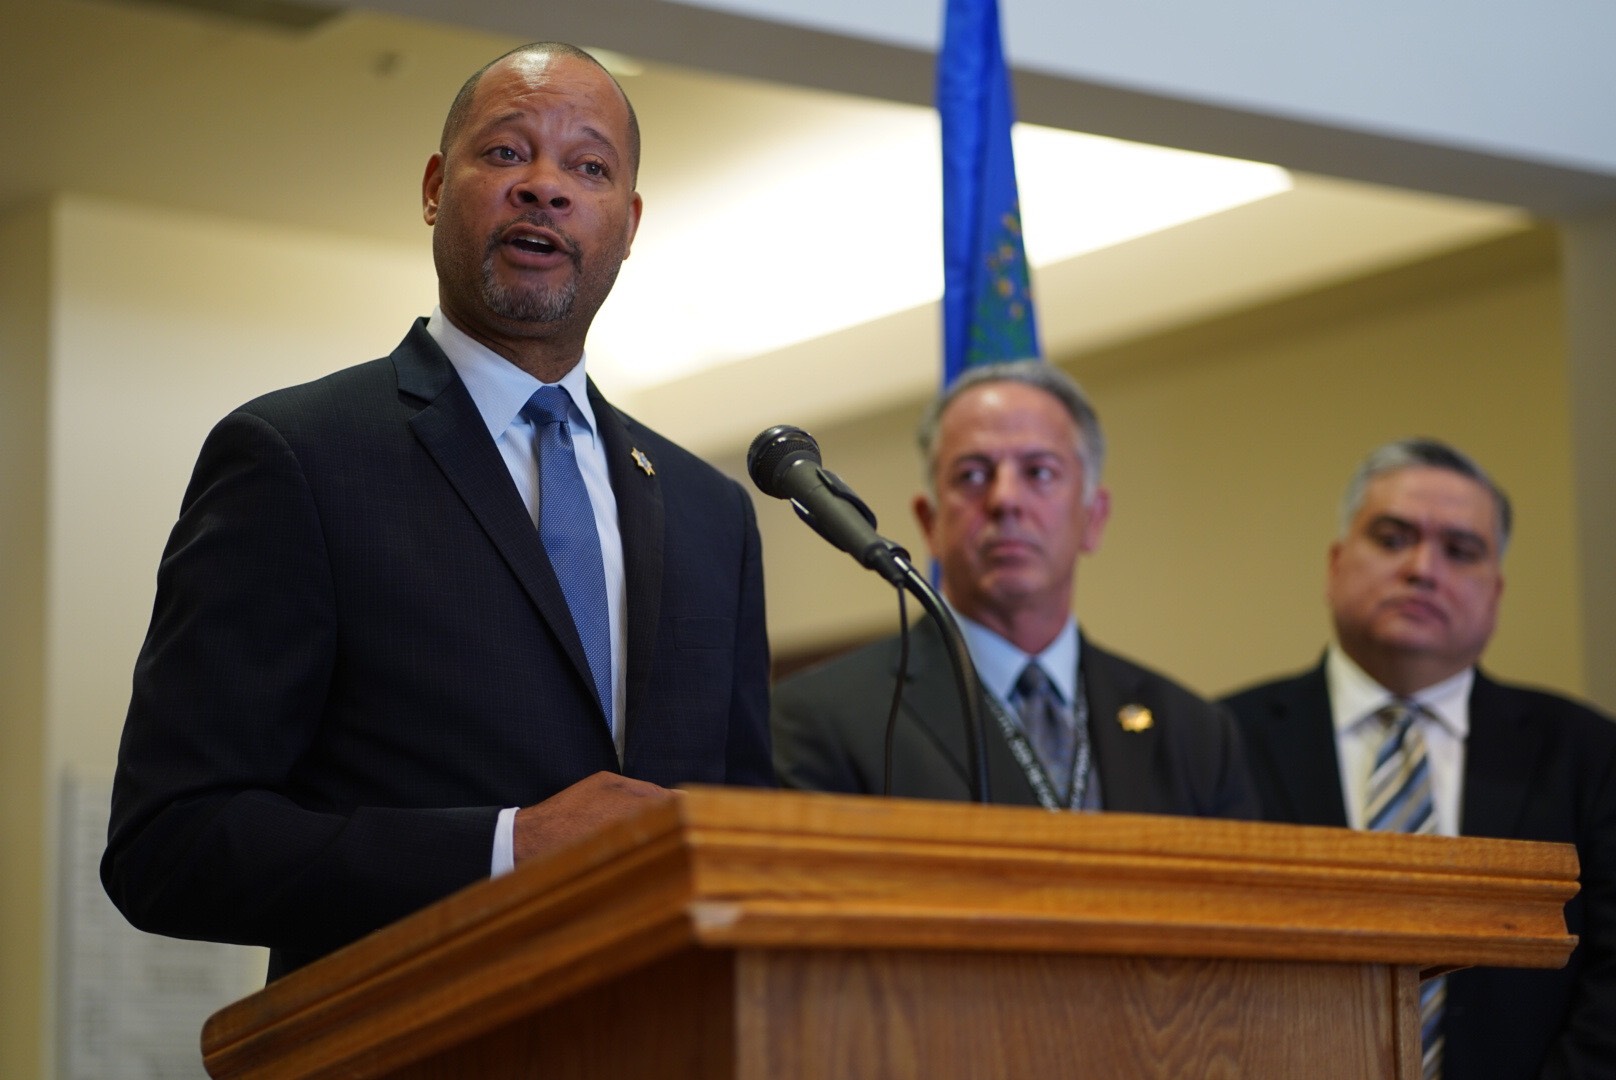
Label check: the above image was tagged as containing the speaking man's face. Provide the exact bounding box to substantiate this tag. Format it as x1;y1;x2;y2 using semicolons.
424;51;641;354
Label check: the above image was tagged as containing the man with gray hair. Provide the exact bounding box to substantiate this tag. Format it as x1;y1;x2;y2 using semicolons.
772;361;1257;819
1221;437;1616;1080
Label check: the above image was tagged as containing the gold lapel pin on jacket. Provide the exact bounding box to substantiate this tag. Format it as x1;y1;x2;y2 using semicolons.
631;448;655;476
1118;704;1154;732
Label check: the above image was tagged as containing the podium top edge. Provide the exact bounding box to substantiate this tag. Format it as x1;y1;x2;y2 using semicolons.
671;786;1581;879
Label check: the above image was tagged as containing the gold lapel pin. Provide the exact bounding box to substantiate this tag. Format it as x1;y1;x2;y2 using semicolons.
630;448;655;476
1118;704;1154;732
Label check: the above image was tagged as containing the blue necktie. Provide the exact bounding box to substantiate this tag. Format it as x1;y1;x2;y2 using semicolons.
523;387;612;725
1367;700;1443;1080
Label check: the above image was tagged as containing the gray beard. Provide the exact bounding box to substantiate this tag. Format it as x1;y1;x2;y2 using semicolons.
479;253;579;323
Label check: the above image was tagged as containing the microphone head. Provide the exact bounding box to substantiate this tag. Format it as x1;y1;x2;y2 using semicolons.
747;425;822;498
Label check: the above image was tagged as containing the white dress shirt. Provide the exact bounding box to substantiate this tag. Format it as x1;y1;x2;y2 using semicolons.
1325;644;1469;836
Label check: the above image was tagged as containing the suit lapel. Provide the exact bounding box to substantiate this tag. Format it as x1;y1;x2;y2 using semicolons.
1258;665;1350;827
588;382;664;725
901;620;1038;804
392;323;601;721
1459;671;1542;839
1081;642;1169;813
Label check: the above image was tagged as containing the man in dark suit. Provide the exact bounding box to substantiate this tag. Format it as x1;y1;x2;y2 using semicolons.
102;42;772;979
772;362;1256;818
1221;438;1616;1080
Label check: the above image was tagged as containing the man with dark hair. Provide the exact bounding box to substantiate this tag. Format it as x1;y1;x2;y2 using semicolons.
102;42;772;979
1221;437;1616;1080
772;360;1257;819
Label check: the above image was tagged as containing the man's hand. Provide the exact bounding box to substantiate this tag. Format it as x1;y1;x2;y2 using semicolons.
512;771;679;863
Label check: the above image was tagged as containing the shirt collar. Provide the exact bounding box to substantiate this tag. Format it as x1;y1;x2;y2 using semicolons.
953;609;1082;705
1325;642;1472;739
425;306;598;442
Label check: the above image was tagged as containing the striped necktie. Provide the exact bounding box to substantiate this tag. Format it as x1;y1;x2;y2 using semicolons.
1367;700;1443;1080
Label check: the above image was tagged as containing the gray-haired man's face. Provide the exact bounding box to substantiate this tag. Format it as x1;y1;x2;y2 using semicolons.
1328;466;1504;686
914;382;1109;635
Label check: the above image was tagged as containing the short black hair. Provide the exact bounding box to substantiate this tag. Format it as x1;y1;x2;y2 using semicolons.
438;42;641;184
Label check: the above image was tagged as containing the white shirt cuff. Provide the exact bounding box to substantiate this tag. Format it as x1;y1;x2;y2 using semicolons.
492;805;519;877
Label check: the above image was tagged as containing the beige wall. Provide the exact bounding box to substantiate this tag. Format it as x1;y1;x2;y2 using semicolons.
1563;209;1616;706
2;195;435;1080
1082;230;1575;698
46;196;436;781
751;230;1584;703
1;201;51;1080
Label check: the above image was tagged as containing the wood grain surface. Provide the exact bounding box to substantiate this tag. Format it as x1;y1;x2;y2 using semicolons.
200;787;1576;1079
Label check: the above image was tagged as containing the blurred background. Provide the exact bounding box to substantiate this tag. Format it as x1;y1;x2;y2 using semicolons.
5;0;1614;1075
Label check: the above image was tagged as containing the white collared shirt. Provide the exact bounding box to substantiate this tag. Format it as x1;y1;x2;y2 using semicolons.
1326;644;1469;835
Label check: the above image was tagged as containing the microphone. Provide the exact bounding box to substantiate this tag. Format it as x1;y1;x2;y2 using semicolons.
746;425;908;585
746;423;991;803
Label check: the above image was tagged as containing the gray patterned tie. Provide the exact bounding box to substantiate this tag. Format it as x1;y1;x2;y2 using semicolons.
1367;700;1444;1080
1014;664;1077;802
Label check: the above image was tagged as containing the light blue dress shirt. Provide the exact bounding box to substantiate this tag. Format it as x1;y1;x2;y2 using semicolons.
952;610;1101;807
954;611;1081;716
424;309;627;876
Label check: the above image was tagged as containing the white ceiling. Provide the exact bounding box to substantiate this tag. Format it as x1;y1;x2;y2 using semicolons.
3;0;1530;456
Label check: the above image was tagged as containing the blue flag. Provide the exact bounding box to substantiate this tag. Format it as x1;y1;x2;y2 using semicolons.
938;0;1041;386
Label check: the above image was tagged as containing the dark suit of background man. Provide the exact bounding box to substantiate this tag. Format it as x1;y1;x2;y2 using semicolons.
1221;438;1616;1080
102;42;773;980
773;361;1257;819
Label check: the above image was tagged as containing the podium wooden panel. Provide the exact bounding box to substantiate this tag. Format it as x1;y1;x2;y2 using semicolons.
200;787;1578;1079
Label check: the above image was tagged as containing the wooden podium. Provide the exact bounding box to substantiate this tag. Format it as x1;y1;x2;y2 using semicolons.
200;788;1578;1079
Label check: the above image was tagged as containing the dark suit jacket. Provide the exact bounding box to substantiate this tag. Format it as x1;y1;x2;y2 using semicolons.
102;321;773;978
1222;662;1616;1080
772;617;1259;819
